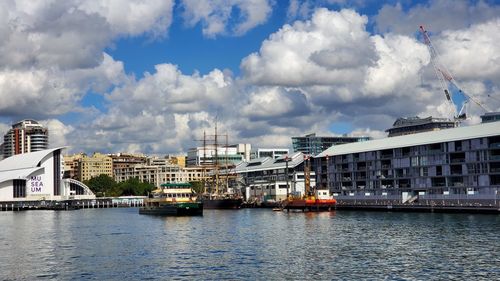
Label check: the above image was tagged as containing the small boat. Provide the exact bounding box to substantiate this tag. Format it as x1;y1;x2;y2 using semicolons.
139;183;203;216
283;189;336;212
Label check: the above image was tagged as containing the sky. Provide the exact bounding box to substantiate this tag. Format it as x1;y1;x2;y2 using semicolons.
0;0;499;155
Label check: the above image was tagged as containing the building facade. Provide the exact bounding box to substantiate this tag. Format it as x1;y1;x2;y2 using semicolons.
252;148;289;159
187;146;245;166
2;120;49;158
114;163;205;188
292;133;370;156
221;152;315;202
0;148;94;202
77;153;113;181
480;112;500;123
315;122;500;206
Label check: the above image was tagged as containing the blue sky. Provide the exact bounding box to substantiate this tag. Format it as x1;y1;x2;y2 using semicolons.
0;0;499;155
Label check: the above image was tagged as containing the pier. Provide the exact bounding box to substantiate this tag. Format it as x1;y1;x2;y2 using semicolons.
334;198;500;214
0;197;145;211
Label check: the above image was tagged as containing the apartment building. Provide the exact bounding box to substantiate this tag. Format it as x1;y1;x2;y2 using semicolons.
315;122;500;206
2;120;49;158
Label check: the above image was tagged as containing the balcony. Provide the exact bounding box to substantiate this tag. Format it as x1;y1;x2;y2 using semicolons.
489;142;500;149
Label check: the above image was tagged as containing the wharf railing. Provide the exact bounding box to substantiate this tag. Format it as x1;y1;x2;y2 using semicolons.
0;198;145;212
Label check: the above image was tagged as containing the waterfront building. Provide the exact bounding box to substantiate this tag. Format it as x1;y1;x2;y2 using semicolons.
0;148;95;202
292;133;370;156
77;153;113;181
166;155;186;167
0;143;4;161
315;122;500;206
2;120;49;159
220;152;315;202
111;153;147;175
114;162;204;188
63;153;85;179
187;145;245;167
229;143;252;162
386;116;457;137
480;112;500;123
252;148;289;159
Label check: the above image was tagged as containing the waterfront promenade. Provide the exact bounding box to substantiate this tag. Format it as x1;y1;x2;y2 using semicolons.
0;197;145;211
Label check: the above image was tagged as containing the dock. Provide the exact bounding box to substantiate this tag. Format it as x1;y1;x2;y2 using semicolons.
334;201;500;214
0;197;145;211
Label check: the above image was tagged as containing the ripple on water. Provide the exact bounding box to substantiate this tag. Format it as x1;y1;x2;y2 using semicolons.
0;209;498;280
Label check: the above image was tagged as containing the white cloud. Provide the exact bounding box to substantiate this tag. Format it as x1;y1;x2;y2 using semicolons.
181;0;273;37
0;0;173;70
363;34;429;97
0;53;126;119
241;87;311;120
40;119;74;149
375;0;500;35
436;19;500;81
240;7;500;141
78;0;174;37
241;8;373;87
2;2;499;156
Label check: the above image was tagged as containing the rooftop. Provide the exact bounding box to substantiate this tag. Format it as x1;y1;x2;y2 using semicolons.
317;122;500;158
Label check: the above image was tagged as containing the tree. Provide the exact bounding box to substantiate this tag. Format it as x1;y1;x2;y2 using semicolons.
189;181;204;194
84;174;117;197
116;178;155;196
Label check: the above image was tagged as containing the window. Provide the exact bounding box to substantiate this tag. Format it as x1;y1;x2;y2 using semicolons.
13;179;26;198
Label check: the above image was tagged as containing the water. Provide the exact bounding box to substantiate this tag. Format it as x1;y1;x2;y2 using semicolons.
0;208;498;280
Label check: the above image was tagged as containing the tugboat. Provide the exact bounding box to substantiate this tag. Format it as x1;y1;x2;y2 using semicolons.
282;154;336;212
283;188;337;211
139;183;203;216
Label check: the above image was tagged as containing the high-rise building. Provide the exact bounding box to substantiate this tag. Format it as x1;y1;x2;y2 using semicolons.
2;120;49;158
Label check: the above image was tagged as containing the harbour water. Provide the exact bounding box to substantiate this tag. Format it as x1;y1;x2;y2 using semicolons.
0;208;498;280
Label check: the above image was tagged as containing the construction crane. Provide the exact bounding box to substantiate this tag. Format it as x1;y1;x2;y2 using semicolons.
419;25;489;120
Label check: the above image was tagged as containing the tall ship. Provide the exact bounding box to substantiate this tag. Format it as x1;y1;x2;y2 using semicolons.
202;144;243;209
139;183;203;216
192;121;243;209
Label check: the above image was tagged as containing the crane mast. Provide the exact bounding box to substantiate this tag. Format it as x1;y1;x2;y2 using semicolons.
419;25;489;119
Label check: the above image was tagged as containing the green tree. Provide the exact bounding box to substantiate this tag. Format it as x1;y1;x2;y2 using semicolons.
189;181;204;194
116;178;155;196
84;174;117;197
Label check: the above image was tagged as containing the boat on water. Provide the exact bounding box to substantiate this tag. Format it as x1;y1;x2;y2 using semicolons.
202;194;243;209
283;189;337;212
139;183;203;216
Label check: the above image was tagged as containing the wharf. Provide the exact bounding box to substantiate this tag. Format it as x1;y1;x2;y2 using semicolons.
334;203;500;214
0;198;145;212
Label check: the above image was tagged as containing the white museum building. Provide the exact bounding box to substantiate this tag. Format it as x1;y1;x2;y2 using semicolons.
0;147;95;202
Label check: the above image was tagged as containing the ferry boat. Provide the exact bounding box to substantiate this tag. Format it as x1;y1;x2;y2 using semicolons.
283;188;337;211
139;183;203;216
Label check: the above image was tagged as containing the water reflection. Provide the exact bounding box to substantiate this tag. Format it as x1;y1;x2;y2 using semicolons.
0;208;498;280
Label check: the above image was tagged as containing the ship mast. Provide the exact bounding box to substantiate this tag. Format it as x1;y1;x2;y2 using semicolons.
214;119;219;195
